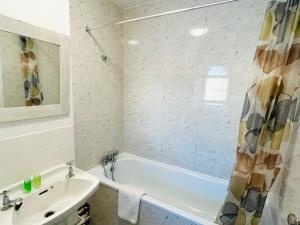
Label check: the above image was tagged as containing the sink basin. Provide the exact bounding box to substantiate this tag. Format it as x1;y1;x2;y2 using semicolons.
0;166;99;225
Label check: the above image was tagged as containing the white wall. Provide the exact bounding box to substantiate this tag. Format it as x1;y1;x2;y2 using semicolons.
123;0;266;179
0;0;70;35
0;0;74;189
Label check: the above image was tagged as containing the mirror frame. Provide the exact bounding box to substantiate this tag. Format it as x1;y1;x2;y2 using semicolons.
0;14;70;122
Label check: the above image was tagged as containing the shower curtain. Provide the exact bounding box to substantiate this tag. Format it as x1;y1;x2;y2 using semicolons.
20;36;43;106
217;1;300;225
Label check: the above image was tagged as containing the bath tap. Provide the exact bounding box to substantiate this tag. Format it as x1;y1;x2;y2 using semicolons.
101;150;119;165
100;150;119;181
0;190;23;211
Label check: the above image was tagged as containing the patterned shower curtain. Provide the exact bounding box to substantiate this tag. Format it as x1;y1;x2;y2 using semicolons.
217;1;300;225
20;36;43;106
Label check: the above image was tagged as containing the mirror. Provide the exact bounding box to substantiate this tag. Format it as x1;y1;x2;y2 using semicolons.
0;14;70;122
0;31;60;108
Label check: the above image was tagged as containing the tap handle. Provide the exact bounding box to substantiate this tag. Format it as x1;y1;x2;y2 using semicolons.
66;160;75;166
0;190;9;196
113;149;119;155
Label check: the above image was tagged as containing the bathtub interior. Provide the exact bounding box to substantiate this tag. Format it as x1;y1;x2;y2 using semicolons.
94;153;228;223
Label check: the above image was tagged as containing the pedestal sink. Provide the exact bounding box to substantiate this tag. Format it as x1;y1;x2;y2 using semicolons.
0;165;99;225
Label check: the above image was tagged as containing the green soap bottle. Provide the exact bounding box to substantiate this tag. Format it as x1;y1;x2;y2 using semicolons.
24;177;32;193
32;175;41;188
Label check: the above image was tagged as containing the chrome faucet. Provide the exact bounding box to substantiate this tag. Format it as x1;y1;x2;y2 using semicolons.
101;150;119;166
0;190;23;211
100;150;119;181
66;160;75;179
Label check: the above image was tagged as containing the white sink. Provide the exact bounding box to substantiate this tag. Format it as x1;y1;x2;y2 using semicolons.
0;165;99;225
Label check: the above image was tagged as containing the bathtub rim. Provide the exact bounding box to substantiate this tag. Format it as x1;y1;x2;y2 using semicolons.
113;152;228;185
88;152;229;225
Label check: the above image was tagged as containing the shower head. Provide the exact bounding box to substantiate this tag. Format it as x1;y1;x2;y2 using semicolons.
85;25;91;33
85;25;110;64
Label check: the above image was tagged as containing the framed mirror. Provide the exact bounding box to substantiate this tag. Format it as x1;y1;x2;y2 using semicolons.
0;14;70;122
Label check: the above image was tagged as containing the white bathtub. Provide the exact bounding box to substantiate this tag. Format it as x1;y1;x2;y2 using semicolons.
88;153;228;225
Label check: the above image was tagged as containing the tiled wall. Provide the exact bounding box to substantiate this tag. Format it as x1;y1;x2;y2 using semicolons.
70;0;124;170
122;0;266;179
70;0;267;180
0;126;74;189
0;0;74;190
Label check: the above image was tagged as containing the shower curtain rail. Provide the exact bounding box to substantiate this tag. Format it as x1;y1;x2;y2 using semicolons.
85;0;238;32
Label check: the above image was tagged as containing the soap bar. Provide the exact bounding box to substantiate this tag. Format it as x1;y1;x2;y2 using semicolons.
24;177;32;193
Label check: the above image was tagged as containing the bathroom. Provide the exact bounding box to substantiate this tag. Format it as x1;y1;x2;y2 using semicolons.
0;0;300;224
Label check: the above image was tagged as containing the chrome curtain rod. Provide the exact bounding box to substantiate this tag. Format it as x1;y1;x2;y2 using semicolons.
85;0;238;32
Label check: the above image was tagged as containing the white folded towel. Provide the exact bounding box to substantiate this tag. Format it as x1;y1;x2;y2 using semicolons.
118;184;145;224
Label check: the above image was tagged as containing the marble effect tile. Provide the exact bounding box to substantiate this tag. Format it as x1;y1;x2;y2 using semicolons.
70;0;124;170
70;0;267;180
122;0;266;179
